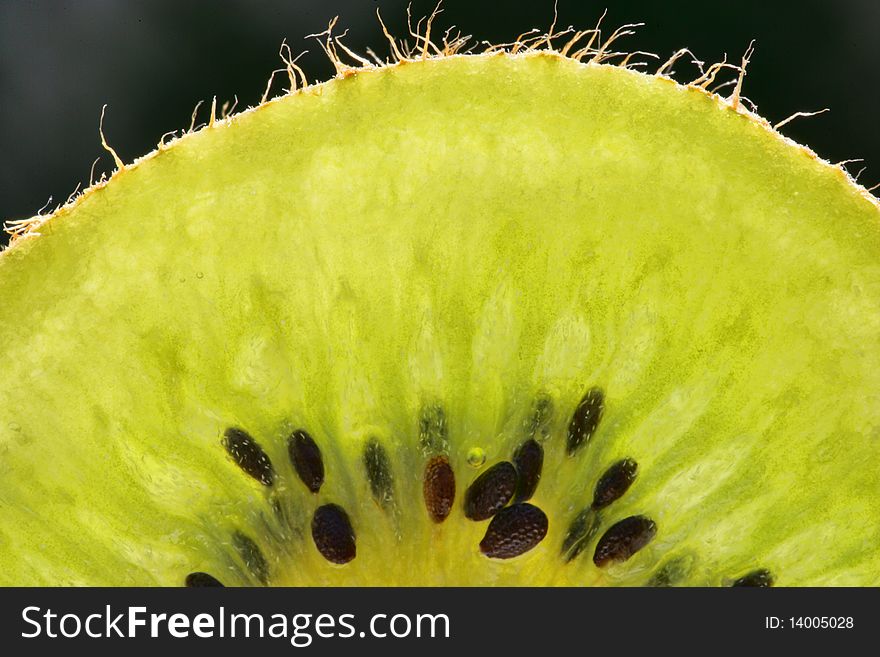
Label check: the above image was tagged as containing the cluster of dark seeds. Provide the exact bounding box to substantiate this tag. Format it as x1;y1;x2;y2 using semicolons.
463;458;549;560
185;388;775;586
287;431;360;564
561;394;661;569
219;426;360;578
460;397;559;559
561;453;643;563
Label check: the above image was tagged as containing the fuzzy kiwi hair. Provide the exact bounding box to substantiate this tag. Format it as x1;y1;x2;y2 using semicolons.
0;10;878;587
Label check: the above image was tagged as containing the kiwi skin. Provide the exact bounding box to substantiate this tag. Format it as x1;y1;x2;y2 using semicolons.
0;12;879;588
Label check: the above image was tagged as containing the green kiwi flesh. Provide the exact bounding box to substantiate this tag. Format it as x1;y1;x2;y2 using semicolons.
0;51;879;586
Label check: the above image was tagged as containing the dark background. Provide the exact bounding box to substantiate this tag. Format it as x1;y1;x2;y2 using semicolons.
1;0;878;244
2;587;875;653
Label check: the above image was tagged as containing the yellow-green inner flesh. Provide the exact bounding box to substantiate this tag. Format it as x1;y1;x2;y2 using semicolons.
0;53;878;586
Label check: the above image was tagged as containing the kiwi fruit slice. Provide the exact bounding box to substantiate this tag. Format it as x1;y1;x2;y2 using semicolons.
1;25;879;587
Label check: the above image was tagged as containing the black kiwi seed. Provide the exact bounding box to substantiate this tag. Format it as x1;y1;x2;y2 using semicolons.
185;572;224;587
592;458;638;509
419;403;448;454
529;394;554;440
593;515;657;567
363;437;395;509
732;569;775;587
513;439;544;502
561;507;601;562
464;461;518;521
271;496;285;521
423;455;456;523
288;429;324;493
312;503;356;565
566;387;605;455
480;503;549;559
222;427;275;486
232;532;270;585
646;556;692;587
